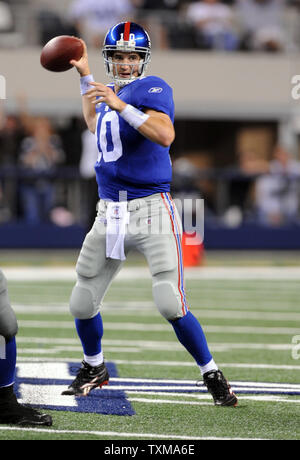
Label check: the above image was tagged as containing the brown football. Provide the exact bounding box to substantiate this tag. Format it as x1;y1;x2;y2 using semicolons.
40;35;83;72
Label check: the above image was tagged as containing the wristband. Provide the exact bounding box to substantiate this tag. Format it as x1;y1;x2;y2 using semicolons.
119;104;149;129
80;74;94;96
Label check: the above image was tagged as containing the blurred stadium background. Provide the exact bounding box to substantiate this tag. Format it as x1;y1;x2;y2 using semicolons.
1;0;300;257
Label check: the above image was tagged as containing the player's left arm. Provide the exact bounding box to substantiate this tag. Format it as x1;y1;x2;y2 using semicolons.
137;108;175;148
86;83;175;147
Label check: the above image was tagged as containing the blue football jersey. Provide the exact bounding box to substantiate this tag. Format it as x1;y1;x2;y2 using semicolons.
94;75;175;201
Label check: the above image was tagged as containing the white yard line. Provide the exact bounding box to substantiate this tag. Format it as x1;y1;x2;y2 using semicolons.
110;360;300;371
128;396;300;406
0;426;267;440
91;384;300;393
4;266;300;281
17;320;300;335
129;397;213;406
126;391;300;402
15;356;300;371
13;344;300;356
14;337;297;353
109;378;300;389
17;347;141;355
15;363;300;390
12;304;300;321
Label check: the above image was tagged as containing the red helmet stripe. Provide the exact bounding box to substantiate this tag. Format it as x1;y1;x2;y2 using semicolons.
124;21;131;41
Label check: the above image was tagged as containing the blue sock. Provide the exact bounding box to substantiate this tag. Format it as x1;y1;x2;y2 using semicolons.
0;337;17;387
170;311;212;366
75;313;103;356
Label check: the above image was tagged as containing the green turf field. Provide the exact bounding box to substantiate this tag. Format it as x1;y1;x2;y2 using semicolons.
0;263;299;441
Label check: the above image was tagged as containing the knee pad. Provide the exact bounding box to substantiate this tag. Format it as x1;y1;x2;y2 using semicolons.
0;306;18;341
0;269;7;293
152;279;184;321
69;281;100;320
0;271;18;340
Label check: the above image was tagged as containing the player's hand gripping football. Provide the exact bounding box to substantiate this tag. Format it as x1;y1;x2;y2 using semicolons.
70;39;126;113
70;39;91;77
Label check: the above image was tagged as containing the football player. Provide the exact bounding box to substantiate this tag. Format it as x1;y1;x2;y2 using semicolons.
0;269;52;425
62;22;237;407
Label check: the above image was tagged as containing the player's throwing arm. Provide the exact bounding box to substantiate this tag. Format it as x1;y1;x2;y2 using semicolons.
71;40;175;147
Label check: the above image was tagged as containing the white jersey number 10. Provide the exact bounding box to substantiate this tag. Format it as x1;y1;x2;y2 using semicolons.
97;111;123;163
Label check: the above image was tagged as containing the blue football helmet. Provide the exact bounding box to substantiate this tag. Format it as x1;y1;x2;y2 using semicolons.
102;22;151;87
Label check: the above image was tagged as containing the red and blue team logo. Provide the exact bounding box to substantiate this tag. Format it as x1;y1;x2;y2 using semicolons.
14;361;300;417
112;206;120;218
15;362;135;416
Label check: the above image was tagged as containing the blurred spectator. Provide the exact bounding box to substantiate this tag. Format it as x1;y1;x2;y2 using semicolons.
172;151;217;225
0;1;13;33
235;0;286;51
0;104;26;222
255;146;300;226
141;0;180;9
68;0;137;47
224;149;269;226
185;0;239;50
136;0;182;48
79;128;99;230
0;115;25;166
59;116;84;166
37;10;78;46
0;1;23;48
0;186;11;223
79;129;98;180
236;147;270;175
18;117;65;224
